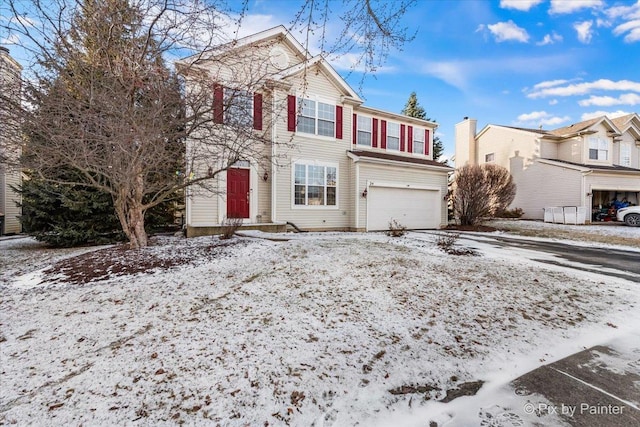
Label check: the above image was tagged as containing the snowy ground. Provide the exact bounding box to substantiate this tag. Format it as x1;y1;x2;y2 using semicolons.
1;231;639;426
487;219;640;248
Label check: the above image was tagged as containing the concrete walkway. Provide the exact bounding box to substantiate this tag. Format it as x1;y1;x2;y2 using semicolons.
435;333;640;426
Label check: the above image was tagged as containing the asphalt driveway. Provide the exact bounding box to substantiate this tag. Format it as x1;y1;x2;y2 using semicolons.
419;231;640;283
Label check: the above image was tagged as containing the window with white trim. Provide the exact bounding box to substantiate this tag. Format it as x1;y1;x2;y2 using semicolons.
620;142;631;167
294;163;337;206
357;116;372;146
413;127;424;154
298;98;335;137
224;88;253;127
387;122;400;150
588;136;608;161
485;153;495;163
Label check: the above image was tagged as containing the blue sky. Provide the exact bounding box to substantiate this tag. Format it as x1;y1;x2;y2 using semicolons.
237;0;640;159
3;0;639;159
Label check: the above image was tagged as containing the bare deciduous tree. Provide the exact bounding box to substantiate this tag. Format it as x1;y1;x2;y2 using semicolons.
452;164;516;226
1;0;417;248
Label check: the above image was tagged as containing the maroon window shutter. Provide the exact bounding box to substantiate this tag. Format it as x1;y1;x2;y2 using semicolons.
408;126;413;153
352;114;357;144
336;106;343;139
400;124;406;152
287;95;296;132
213;84;224;124
425;129;430;155
380;120;387;149
372;118;378;148
253;93;263;130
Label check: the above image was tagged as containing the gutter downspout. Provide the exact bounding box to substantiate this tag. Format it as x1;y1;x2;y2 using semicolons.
271;88;277;223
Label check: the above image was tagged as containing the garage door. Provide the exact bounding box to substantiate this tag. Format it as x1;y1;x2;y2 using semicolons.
367;186;440;231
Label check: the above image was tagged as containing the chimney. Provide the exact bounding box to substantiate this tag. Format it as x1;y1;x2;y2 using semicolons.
454;117;477;167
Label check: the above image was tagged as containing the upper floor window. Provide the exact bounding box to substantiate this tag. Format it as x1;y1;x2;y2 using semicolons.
588;136;608;161
224;88;253;127
357;116;372;146
620;142;631;167
298;98;335;137
387;122;400;150
413;128;424;154
485;153;495;163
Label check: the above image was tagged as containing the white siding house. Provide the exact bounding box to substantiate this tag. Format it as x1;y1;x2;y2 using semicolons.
179;26;451;236
455;115;640;221
0;47;22;235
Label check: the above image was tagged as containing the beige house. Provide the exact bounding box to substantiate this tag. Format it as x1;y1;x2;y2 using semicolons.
0;47;22;235
455;114;640;221
180;26;451;236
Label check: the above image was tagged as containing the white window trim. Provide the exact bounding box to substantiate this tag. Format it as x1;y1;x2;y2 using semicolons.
619;142;631;167
386;121;400;151
296;94;337;140
291;160;339;209
588;136;609;162
412;126;425;155
357;115;372;147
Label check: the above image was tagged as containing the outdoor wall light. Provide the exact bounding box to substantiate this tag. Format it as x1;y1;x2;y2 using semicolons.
361;188;368;198
262;171;269;181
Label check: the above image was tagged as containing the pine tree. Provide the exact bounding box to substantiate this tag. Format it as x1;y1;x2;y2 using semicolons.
401;92;445;162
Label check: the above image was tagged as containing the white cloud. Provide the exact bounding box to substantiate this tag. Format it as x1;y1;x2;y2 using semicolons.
487;20;530;42
420;61;469;89
605;1;640;19
549;99;558;105
533;79;570;90
500;0;544;11
581;110;632;120
613;19;640;42
528;79;640;98
550;0;604;15
537;32;563;45
574;20;594;43
515;110;570;126
578;93;640;107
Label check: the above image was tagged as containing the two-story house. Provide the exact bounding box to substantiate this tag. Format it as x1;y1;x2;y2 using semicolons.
455;114;640;221
0;47;23;235
179;26;452;236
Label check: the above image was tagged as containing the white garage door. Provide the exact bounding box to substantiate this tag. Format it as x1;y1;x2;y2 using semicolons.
367;186;440;231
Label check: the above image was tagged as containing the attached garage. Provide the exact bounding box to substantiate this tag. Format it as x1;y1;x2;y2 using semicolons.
348;150;453;232
367;184;441;231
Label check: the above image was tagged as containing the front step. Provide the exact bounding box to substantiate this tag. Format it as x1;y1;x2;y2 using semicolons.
185;223;287;238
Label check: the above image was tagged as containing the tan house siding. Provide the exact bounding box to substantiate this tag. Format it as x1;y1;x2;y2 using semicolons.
273;69;352;230
557;137;583;164
509;160;583;219
477;126;541;171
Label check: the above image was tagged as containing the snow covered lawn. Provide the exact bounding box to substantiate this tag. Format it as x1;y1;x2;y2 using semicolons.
1;232;638;426
488;219;640;248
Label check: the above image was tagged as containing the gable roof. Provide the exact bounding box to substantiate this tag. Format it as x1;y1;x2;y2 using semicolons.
547;116;623;137
610;113;640;136
273;54;362;102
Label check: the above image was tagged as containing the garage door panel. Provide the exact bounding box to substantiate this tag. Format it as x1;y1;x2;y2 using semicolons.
368;187;439;231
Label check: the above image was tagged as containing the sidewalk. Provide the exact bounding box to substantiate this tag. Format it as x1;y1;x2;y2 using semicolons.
438;332;640;426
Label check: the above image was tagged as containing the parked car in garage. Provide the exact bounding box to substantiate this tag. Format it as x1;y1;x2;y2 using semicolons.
616;206;640;226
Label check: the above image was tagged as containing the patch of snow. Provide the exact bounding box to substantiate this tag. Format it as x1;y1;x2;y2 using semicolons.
1;232;638;425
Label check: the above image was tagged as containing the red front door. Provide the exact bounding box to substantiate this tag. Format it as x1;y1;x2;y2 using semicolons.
227;168;250;218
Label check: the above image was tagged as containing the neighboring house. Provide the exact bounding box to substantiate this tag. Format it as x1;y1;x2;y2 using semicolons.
0;47;22;235
179;26;452;236
455;114;640;221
